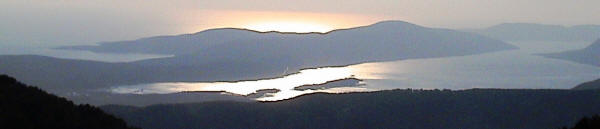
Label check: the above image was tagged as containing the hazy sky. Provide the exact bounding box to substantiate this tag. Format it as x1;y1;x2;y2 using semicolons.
1;0;600;46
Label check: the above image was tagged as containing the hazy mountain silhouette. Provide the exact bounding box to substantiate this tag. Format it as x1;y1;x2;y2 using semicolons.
541;39;600;67
0;55;161;92
0;75;138;129
61;21;516;56
101;89;600;129
467;23;600;42
128;21;516;71
572;78;600;90
1;21;516;96
60;28;266;55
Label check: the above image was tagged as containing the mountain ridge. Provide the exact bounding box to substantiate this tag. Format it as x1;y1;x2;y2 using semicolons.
59;20;511;55
2;20;517;105
0;75;138;129
466;23;600;42
541;39;600;67
101;88;600;129
572;78;600;90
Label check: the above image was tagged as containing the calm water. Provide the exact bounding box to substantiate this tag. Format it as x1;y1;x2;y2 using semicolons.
112;41;600;101
111;67;373;101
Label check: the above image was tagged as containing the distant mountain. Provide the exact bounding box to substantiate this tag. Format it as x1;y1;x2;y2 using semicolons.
103;21;518;77
60;28;267;55
101;89;600;129
61;21;516;56
0;55;157;92
0;55;276;92
541;39;600;67
466;23;600;42
1;21;516;96
572;79;600;90
0;75;137;129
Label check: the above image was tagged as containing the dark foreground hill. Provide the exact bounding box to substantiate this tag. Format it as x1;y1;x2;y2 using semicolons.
0;75;137;129
102;89;600;129
563;115;600;129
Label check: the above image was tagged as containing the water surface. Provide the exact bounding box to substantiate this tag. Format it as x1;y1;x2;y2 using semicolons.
112;41;600;101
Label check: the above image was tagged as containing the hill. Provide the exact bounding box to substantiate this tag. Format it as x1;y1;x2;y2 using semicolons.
562;115;600;129
63;21;517;74
61;21;516;56
0;75;137;129
101;89;600;129
541;39;600;67
1;21;516;95
467;23;600;42
127;21;515;74
572;79;600;90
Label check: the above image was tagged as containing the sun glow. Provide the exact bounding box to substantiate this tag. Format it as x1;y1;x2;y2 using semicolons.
184;10;387;34
243;21;334;33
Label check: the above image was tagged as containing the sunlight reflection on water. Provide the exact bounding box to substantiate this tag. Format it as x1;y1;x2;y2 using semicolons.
111;67;376;101
110;41;600;101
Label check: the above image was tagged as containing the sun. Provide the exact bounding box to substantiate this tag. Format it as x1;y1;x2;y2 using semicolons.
243;21;334;33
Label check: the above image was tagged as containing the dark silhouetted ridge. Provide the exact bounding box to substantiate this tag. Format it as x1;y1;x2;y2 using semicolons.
562;115;600;129
0;75;138;129
102;89;600;129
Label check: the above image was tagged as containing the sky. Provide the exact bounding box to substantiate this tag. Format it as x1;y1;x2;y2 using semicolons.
1;0;600;46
